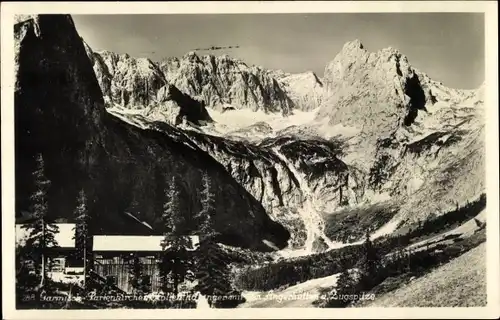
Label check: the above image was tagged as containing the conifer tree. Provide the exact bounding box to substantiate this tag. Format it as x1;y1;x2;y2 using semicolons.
326;266;358;307
159;175;195;297
21;153;59;295
357;230;380;292
194;173;237;308
73;189;93;292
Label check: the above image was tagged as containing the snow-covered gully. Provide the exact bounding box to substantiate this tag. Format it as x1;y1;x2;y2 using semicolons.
272;146;342;257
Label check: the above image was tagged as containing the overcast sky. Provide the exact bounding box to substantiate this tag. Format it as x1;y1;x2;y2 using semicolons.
73;13;484;89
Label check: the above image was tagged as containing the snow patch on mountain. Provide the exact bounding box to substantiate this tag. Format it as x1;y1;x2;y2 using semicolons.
204;107;320;141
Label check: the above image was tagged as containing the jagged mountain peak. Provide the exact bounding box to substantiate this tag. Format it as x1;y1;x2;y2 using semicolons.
326;40;413;80
159;51;296;114
85;42;332;117
183;50;201;62
320;40;440;138
341;39;365;52
85;47;213;126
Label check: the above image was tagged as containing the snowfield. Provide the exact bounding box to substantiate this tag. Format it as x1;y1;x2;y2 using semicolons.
204;107;321;140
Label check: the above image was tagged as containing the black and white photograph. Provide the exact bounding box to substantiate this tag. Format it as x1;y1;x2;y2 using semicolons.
2;1;499;319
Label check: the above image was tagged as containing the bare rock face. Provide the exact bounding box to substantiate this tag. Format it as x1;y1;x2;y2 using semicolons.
84;47;213;126
372;86;485;225
87;48;167;108
176;132;363;250
277;71;326;111
145;83;213;125
319;40;435;137
14;14;290;251
159;53;296;115
85;46;325;122
174;132;361;214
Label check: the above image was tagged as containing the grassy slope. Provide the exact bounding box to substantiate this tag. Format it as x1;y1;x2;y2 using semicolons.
239;274;340;308
360;242;486;307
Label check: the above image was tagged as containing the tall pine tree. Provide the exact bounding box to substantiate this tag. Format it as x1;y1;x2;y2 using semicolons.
73;189;93;292
323;263;358;308
159;175;194;297
21;153;59;295
357;230;381;292
194;173;237;308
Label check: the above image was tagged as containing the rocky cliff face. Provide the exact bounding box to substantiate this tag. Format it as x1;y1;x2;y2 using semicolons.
275;71;326;111
320;40;436;137
86;48;325;119
365;85;485;225
84;47;213;126
104;108;362;249
315;40;484;227
160;53;297;115
14;14;290;251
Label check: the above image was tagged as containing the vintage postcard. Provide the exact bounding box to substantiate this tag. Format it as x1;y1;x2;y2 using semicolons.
1;1;499;319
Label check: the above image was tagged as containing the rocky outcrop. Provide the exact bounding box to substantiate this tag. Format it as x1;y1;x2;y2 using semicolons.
14;14;290;251
319;40;436;137
84;46;213;126
370;86;486;225
85;48;167;108
97;109;363;249
161;129;363;248
85;46;326;121
159;53;296;115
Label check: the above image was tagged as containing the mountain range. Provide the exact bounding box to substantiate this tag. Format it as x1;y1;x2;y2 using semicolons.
14;15;485;258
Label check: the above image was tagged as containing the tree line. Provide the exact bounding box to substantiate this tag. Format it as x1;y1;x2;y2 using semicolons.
315;224;485;308
235;193;486;292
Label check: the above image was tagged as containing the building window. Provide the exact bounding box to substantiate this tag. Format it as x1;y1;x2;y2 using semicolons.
50;257;65;272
